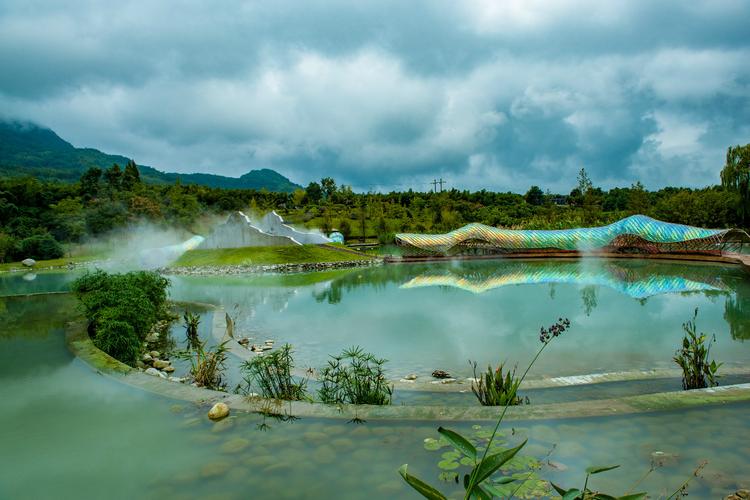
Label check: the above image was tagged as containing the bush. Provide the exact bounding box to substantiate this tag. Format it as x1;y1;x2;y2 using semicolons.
674;308;722;390
16;233;64;260
470;361;524;406
93;319;140;366
72;270;170;366
240;344;308;400
318;346;392;405
0;233;18;263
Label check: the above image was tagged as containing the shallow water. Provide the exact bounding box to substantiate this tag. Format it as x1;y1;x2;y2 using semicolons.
162;258;750;380
1;294;749;499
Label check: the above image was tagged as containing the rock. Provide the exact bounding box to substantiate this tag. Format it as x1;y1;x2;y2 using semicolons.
261;345;273;351
264;340;274;345
153;359;171;370
220;437;250;454
238;338;250;346
650;451;679;467
136;360;146;369
21;258;35;267
200;461;231;478
149;350;160;359
404;373;418;380
163;365;175;373
144;367;162;377
432;369;451;379
208;402;230;421
737;490;750;499
145;332;160;343
142;353;153;364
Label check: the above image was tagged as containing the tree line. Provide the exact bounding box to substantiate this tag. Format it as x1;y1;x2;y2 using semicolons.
0;144;748;261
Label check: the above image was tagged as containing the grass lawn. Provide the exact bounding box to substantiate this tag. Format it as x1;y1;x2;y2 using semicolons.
171;244;373;267
0;254;101;273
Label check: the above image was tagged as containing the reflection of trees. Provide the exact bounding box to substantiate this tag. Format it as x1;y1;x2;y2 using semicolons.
725;290;750;341
580;286;598;316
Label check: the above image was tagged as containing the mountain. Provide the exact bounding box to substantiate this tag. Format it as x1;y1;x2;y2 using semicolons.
0;120;302;192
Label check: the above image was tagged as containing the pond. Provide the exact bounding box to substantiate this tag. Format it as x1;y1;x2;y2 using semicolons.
2;258;750;498
164;258;750;381
1;293;749;498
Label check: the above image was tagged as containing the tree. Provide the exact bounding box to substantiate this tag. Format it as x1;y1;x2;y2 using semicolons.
525;185;544;206
104;164;123;192
122;160;141;190
720;144;750;226
321;177;337;200
627;181;649;214
305;182;323;204
577;167;593;195
80;167;102;200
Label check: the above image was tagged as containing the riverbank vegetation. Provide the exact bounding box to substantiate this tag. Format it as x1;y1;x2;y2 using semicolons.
1;143;749;263
71;270;171;366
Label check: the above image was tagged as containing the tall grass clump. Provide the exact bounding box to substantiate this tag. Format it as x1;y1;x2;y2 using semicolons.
183;310;201;350
240;344;308;400
178;339;229;391
674;308;721;390
470;361;524;406
318;346;392;405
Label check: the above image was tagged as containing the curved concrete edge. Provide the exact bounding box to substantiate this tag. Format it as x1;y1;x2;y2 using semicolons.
65;320;750;422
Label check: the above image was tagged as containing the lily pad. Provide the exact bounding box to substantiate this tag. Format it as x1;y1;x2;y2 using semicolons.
441;450;461;461
438;471;459;483
437;459;460;470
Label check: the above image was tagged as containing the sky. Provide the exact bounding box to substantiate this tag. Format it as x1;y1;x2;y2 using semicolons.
1;0;749;193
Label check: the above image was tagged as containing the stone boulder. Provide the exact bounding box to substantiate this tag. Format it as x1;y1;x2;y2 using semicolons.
21;258;36;267
208;402;230;421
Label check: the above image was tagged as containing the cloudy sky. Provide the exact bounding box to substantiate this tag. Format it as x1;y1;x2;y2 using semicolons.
1;1;749;192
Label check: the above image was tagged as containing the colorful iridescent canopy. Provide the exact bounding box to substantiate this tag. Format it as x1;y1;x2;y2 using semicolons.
395;215;744;254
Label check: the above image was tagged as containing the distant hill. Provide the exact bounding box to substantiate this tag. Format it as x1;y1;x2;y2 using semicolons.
0;120;302;192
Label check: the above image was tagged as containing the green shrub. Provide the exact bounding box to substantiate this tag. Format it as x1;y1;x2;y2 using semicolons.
240;344;308;400
470;361;524;406
674;308;722;390
17;233;64;260
318;346;392;405
72;270;170;366
93;319;140;366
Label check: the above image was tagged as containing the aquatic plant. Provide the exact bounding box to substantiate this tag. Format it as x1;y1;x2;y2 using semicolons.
240;344;309;401
318;346;393;405
673;308;722;390
179;339;229;391
470;361;524;406
183;310;201;351
399;318;575;499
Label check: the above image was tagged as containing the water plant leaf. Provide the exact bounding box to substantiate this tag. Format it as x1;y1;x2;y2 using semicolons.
551;482;569;495
615;494;647;500
470;439;527;485
438;471;458;483
441;450;461;461
437;459;460;470
423;438;444;451
562;489;581;500
398;464;447;500
585;464;620;475
438;427;477;460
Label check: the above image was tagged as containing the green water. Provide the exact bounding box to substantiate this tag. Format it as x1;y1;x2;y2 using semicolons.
164;259;750;380
1;294;749;498
2;259;750;498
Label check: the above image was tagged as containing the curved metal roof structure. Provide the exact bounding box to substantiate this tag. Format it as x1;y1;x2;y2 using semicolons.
395;215;749;255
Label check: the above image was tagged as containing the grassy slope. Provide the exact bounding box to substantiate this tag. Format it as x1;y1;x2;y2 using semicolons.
0;254;100;272
171;244;373;267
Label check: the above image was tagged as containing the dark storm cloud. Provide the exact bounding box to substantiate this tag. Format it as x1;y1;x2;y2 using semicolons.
1;0;749;192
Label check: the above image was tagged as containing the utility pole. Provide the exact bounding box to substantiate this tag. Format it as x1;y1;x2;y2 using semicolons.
437;178;445;192
431;179;438;193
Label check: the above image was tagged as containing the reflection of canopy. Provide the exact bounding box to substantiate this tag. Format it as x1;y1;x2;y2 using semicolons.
395;215;750;255
400;261;730;299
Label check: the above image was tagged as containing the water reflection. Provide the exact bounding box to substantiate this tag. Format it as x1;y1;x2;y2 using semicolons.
400;260;730;299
